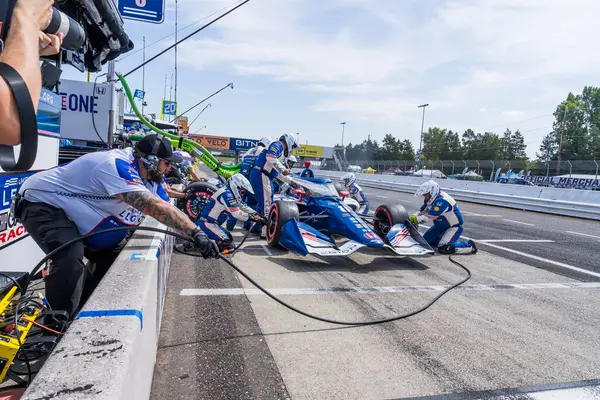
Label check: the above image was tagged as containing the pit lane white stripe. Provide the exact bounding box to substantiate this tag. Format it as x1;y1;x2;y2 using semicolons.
478;239;554;243
566;231;600;240
180;282;600;296
502;219;535;226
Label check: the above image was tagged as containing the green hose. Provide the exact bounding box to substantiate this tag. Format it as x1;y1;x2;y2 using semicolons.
117;73;241;178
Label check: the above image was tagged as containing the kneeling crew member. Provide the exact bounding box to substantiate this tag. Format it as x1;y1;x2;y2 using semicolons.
410;180;477;254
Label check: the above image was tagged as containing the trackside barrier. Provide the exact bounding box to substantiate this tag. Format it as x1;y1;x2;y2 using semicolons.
318;171;600;221
22;217;174;400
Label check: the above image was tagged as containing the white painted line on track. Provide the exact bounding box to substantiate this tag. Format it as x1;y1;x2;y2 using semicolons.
374;195;388;199
470;240;600;279
502;219;535;226
261;244;273;256
478;239;554;243
566;231;600;240
180;282;600;296
462;213;502;217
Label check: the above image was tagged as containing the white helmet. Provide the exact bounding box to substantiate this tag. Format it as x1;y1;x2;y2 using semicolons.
259;136;272;147
279;133;299;157
415;180;440;206
286;155;297;169
341;172;355;188
228;173;254;203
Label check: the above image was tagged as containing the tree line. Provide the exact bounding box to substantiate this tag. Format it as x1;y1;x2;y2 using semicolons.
338;86;600;162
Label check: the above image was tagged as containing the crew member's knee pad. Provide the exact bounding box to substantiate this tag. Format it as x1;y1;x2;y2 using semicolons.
437;243;456;254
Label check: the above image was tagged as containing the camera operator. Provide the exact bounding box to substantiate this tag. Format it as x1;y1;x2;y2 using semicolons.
17;134;219;318
0;0;63;146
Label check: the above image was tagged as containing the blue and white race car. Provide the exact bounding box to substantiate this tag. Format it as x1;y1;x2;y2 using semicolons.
268;178;434;257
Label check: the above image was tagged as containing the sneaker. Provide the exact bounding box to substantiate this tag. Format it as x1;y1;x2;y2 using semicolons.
468;240;478;254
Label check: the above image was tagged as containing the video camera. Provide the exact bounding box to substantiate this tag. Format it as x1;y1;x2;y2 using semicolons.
0;0;134;171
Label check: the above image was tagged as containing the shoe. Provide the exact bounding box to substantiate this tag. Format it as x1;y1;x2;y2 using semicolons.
468;240;477;254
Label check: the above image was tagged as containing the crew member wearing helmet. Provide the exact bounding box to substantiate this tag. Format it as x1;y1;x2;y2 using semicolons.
341;172;369;215
273;155;298;195
410;180;477;254
248;133;299;235
196;174;267;252
300;160;314;178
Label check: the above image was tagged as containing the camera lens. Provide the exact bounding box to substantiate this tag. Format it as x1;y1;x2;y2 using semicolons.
43;8;85;51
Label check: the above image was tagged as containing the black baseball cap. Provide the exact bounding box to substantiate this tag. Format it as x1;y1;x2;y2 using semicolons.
135;134;183;164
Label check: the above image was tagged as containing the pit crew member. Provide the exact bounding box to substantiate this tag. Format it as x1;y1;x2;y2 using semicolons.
18;134;218;317
410;180;477;254
341;172;369;215
248;134;299;234
196;174;266;252
300;160;314;178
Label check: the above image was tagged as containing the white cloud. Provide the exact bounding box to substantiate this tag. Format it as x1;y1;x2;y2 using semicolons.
169;0;600;156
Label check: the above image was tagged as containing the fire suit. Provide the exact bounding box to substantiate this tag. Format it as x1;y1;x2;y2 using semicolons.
348;182;369;215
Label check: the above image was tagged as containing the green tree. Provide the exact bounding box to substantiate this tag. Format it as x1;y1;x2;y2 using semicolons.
536;131;558;162
461;130;503;159
422;127;462;160
501;128;527;159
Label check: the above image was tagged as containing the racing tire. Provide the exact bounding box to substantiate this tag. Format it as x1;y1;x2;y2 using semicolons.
266;200;299;248
180;181;218;221
373;204;410;236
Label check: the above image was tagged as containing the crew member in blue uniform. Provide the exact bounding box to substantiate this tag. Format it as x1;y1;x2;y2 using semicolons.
248;133;298;235
341;172;369;215
410;180;477;254
197;174;266;251
228;137;272;230
300;161;314;178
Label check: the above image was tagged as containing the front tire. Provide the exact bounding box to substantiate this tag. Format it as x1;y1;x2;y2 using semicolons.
373;204;410;236
266;200;299;248
181;182;218;221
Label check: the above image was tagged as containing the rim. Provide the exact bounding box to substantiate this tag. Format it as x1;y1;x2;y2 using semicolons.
266;203;279;243
374;207;393;235
186;192;211;220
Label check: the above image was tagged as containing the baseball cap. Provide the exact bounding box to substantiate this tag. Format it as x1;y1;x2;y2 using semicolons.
135;134;183;164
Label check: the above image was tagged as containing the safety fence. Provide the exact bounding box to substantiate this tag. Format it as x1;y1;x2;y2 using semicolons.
319;171;600;221
23;217;174;400
318;159;600;180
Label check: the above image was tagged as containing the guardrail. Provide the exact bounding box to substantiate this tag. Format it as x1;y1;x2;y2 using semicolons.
22;217;173;400
317;171;600;221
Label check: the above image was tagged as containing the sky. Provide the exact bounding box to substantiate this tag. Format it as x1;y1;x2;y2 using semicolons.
64;0;600;158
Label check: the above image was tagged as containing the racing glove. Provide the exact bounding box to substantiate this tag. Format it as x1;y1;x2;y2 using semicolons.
250;213;268;226
192;229;219;259
409;215;419;225
186;191;197;199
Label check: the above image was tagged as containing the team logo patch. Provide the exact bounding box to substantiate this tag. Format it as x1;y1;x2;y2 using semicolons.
434;206;440;211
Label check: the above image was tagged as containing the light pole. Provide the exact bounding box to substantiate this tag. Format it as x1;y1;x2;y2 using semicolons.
417;103;429;168
296;132;300;143
340;122;346;146
194;125;207;133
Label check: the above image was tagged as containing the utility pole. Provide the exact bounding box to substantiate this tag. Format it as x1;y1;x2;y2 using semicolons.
163;74;167;100
340;122;346;146
174;0;178;108
557;107;568;175
417;103;429;169
169;73;173;101
142;36;146;115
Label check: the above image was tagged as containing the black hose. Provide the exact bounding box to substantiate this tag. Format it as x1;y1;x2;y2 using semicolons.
27;225;471;327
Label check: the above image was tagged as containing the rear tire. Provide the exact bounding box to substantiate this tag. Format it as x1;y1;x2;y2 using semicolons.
181;182;218;221
266;200;299;248
373;204;410;236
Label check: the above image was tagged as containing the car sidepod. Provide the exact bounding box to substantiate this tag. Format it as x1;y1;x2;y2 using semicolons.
324;199;384;248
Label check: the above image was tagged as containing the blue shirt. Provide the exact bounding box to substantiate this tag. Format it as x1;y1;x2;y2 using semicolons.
254;141;284;180
420;191;464;229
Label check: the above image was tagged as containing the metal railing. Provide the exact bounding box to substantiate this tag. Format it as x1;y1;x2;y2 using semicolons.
317;159;600;180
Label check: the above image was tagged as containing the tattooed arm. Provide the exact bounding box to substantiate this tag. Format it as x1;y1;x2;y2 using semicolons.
115;190;198;235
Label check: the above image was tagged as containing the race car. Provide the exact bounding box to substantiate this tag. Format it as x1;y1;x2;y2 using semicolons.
267;178;434;257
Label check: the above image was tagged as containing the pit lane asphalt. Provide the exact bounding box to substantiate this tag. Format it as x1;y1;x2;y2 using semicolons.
151;190;600;400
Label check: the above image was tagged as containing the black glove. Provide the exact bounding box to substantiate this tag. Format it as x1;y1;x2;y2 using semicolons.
250;213;268;225
192;229;219;259
186;191;197;199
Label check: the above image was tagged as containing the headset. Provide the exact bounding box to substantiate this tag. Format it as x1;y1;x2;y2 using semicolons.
137;135;163;171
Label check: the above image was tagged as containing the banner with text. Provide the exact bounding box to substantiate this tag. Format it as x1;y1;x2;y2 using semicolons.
185;134;231;150
229;137;259;152
293;144;325;158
